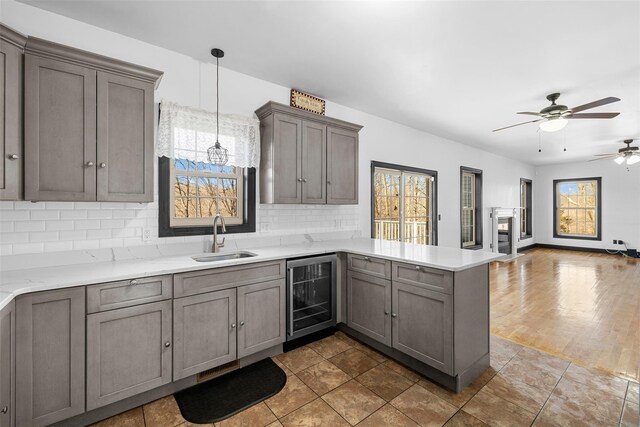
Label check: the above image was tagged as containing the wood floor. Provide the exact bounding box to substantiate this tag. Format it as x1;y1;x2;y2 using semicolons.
490;247;640;382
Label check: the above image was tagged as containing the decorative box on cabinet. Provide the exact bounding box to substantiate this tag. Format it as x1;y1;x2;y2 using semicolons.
256;101;361;205
23;37;162;202
0;24;27;201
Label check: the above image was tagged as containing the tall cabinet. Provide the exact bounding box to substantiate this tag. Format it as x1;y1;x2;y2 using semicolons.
256;101;361;205
23;37;162;202
0;24;27;201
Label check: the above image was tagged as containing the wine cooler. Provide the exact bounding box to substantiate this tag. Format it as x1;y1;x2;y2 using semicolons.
286;254;337;340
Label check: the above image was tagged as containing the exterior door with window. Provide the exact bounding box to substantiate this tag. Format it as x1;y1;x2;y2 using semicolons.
372;164;436;245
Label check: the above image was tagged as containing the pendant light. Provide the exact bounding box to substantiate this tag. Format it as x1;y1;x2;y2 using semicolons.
207;48;229;166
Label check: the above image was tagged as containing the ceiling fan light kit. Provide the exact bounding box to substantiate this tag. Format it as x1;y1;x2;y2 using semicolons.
591;139;640;166
539;117;568;132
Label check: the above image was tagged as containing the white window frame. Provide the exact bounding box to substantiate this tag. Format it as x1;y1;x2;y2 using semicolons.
170;161;244;227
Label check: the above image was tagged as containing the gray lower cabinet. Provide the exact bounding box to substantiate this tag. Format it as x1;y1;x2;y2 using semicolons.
0;301;14;427
24;54;97;201
327;126;358;204
347;271;391;346
16;288;85;427
237;279;286;358
0;25;26;201
391;281;453;374
86;300;172;410
173;289;237;380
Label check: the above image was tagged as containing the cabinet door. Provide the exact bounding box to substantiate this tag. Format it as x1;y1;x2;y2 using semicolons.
347;271;391;346
301;121;326;204
97;72;154;202
16;288;85;427
237;279;286;358
173;289;237;380
24;55;97;201
0;28;24;201
86;300;172;410
392;282;453;374
0;301;14;427
326;127;358;204
273;113;302;203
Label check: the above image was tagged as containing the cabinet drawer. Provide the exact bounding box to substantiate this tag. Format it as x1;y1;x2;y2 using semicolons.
174;260;286;298
392;262;453;294
347;253;391;279
87;275;172;313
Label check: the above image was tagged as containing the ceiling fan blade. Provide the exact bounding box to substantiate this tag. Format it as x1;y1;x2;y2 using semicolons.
492;119;542;132
517;112;542;116
571;97;620;113
593;153;618;156
568;112;620;119
588;155;618;162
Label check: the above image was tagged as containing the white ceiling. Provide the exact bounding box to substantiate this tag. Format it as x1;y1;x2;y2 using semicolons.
17;0;640;165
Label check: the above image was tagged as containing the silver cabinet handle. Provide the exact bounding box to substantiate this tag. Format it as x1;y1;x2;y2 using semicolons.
164;341;171;348
415;265;421;270
99;162;107;168
297;178;303;182
364;256;370;262
129;279;138;286
86;161;95;167
0;406;7;414
302;178;307;183
8;154;18;160
240;321;245;326
391;313;397;318
231;323;236;328
384;311;389;315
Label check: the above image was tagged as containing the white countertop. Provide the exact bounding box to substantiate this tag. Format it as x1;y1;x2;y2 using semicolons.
0;238;504;311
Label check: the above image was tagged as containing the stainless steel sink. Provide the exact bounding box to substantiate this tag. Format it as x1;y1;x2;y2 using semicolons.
191;251;258;263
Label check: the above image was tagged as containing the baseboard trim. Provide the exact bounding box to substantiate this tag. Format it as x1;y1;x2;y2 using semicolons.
528;243;622;255
517;243;538;252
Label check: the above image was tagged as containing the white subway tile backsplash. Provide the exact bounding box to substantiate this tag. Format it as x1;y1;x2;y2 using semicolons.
75;220;102;230
73;240;100;250
12;242;45;254
45;202;73;210
60;210;88;220
1;232;29;244
87;210;113;219
0;202;14;210
29;231;59;242
100;219;125;229
0;210;30;221
15;221;46;232
44;241;74;252
46;221;75;231
59;230;87;241
86;229;112;240
31;210;60;220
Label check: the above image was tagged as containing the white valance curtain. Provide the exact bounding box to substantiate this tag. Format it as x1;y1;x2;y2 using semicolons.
157;101;260;168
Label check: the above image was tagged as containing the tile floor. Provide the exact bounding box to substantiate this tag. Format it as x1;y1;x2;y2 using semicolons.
92;332;640;427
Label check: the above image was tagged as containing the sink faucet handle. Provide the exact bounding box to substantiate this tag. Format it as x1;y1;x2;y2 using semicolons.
218;236;225;248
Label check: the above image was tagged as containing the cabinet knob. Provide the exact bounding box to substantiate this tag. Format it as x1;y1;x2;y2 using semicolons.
240;321;245;326
364;256;370;262
0;406;7;414
231;323;236;328
327;181;331;185
302;178;307;183
86;161;95;167
99;162;107;168
391;313;397;318
164;341;171;348
384;311;389;315
297;178;303;182
129;279;138;286
415;266;421;271
7;154;18;160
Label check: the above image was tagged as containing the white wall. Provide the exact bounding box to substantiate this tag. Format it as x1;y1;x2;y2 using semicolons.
0;0;534;256
535;160;640;250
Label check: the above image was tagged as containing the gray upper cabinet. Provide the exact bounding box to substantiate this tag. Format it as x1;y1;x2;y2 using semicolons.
0;301;14;427
16;287;85;427
256;101;362;205
327;127;358;204
237;279;286;358
23;37;162;202
24;54;97;201
301;120;326;204
347;271;392;346
86;300;172;410
391;281;453;374
173;289;237;380
0;25;26;201
97;72;155;202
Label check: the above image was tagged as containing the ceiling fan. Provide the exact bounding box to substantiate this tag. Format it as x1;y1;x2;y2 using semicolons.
493;93;620;132
590;139;640;165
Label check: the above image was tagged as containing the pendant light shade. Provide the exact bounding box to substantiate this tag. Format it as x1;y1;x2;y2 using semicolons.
207;48;229;166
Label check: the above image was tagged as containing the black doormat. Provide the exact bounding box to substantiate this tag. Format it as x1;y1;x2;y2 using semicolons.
174;358;286;424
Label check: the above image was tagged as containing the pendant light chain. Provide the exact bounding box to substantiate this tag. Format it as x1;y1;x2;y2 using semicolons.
216;54;219;147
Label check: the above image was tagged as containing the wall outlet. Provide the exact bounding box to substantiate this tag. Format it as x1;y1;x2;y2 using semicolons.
613;239;618;244
618;240;624;245
142;228;152;242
